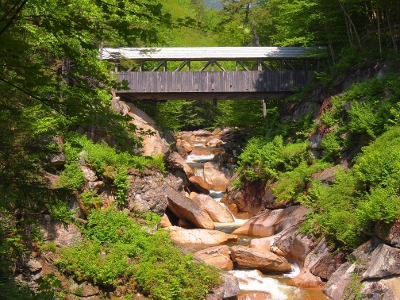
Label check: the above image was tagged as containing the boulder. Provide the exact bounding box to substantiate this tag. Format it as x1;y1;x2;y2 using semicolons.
273;205;309;233
225;173;266;216
311;165;341;186
192;194;234;223
127;168;168;215
249;236;275;252
189;176;210;194
374;218;400;248
25;259;42;273
362;243;400;280
323;237;384;300
177;139;194;153
40;215;82;247
203;162;230;192
80;165;97;182
357;278;400;300
163;173;185;192
262;182;290;209
165;185;214;229
169;228;239;246
191;148;213;156
205;136;224;148
68;280;100;297
112;99;170;156
230;246;291;273
232;209;284;237
205;273;240;300
159;214;172;228
166;152;195;178
195;245;233;271
304;237;346;280
288;268;323;288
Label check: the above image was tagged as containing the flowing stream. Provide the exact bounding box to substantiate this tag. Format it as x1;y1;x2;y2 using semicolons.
184;136;329;300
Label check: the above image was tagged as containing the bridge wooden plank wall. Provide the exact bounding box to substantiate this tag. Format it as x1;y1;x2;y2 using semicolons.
101;47;326;101
118;70;313;94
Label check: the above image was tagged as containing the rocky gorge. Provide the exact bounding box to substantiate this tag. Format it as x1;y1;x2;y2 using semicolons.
22;83;400;300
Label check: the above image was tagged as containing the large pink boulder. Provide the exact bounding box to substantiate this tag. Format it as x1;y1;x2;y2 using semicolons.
177;139;194;153
165;185;214;230
288;268;323;288
195;245;233;271
204;162;230;192
192;194;234;223
232;209;284;237
189;176;210;194
230;246;291;273
169;228;239;246
166;152;195;178
249;236;276;251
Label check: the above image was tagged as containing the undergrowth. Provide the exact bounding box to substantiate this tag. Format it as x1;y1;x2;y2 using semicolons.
58;133;165;206
55;208;221;299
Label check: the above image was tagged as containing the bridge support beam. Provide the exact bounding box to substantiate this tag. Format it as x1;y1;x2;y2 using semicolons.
262;98;267;118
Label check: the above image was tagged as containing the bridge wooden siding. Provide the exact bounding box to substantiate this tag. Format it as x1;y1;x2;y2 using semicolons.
117;70;313;100
101;47;326;101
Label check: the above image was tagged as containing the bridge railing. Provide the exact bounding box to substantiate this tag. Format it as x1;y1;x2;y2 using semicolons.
100;47;327;72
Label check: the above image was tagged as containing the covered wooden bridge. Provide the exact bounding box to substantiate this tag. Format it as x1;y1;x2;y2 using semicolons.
100;47;326;103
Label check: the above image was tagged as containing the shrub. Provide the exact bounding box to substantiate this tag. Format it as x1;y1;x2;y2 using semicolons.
301;127;400;249
56;209;220;299
58;133;166;204
235;136;311;184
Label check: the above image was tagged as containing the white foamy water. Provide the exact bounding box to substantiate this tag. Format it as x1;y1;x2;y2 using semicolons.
186;153;215;163
283;263;301;278
229;270;295;300
194;168;204;177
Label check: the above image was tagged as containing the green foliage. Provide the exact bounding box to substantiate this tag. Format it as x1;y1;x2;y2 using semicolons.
80;191;103;211
273;161;331;203
0;274;61;300
56;209;220;299
49;200;76;223
320;74;400;140
235;136;312;183
321;131;342;160
39;241;57;253
59;133;165;204
301;127;400;249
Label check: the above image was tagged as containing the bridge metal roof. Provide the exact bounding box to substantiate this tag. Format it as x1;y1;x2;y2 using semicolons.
100;47;327;61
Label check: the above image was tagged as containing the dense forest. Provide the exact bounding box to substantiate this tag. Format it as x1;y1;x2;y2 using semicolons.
1;0;400;299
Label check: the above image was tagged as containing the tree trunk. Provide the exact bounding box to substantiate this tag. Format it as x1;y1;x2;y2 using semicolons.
386;8;398;52
340;2;363;49
376;7;382;54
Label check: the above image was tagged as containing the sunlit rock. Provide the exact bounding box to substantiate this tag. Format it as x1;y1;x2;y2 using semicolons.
288;268;323;288
232;209;284;237
230;246;291;273
169;228;239;246
192;194;234;223
165;185;214;229
188;175;210;194
166;152;195;178
195;245;233;271
203;162;230;192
